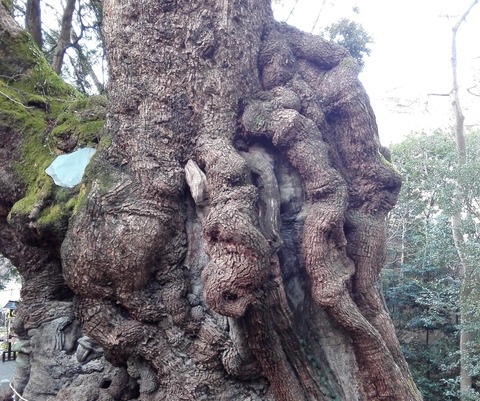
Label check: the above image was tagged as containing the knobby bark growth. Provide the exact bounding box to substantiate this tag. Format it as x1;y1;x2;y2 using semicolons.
0;1;422;400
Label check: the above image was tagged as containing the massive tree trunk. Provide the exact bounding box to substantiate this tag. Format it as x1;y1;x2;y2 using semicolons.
0;1;422;400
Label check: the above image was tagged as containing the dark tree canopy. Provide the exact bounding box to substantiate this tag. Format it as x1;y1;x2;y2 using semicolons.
322;17;373;70
0;1;421;400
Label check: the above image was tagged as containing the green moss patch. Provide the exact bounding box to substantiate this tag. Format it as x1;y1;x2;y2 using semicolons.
1;30;107;242
0;30;74;98
36;197;72;239
0;81;52;187
50;95;106;151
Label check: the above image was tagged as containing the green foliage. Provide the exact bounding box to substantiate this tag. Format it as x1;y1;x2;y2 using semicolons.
0;256;18;291
383;130;480;400
322;18;373;70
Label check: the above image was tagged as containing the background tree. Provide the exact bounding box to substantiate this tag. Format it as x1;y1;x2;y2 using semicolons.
447;2;479;398
10;0;106;93
0;1;421;400
25;0;41;48
384;130;480;400
51;0;76;74
0;255;17;289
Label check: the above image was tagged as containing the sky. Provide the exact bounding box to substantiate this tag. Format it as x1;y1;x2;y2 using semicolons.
273;0;480;145
30;0;480;145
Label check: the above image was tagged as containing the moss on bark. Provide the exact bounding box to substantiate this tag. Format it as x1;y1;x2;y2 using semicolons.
0;23;106;242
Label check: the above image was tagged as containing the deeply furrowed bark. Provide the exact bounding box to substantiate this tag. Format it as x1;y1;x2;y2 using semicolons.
0;1;422;400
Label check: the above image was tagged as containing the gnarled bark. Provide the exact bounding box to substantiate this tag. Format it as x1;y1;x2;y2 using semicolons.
0;1;422;400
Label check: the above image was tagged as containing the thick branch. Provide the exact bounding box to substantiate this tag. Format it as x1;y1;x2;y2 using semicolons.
52;0;76;75
25;0;42;48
